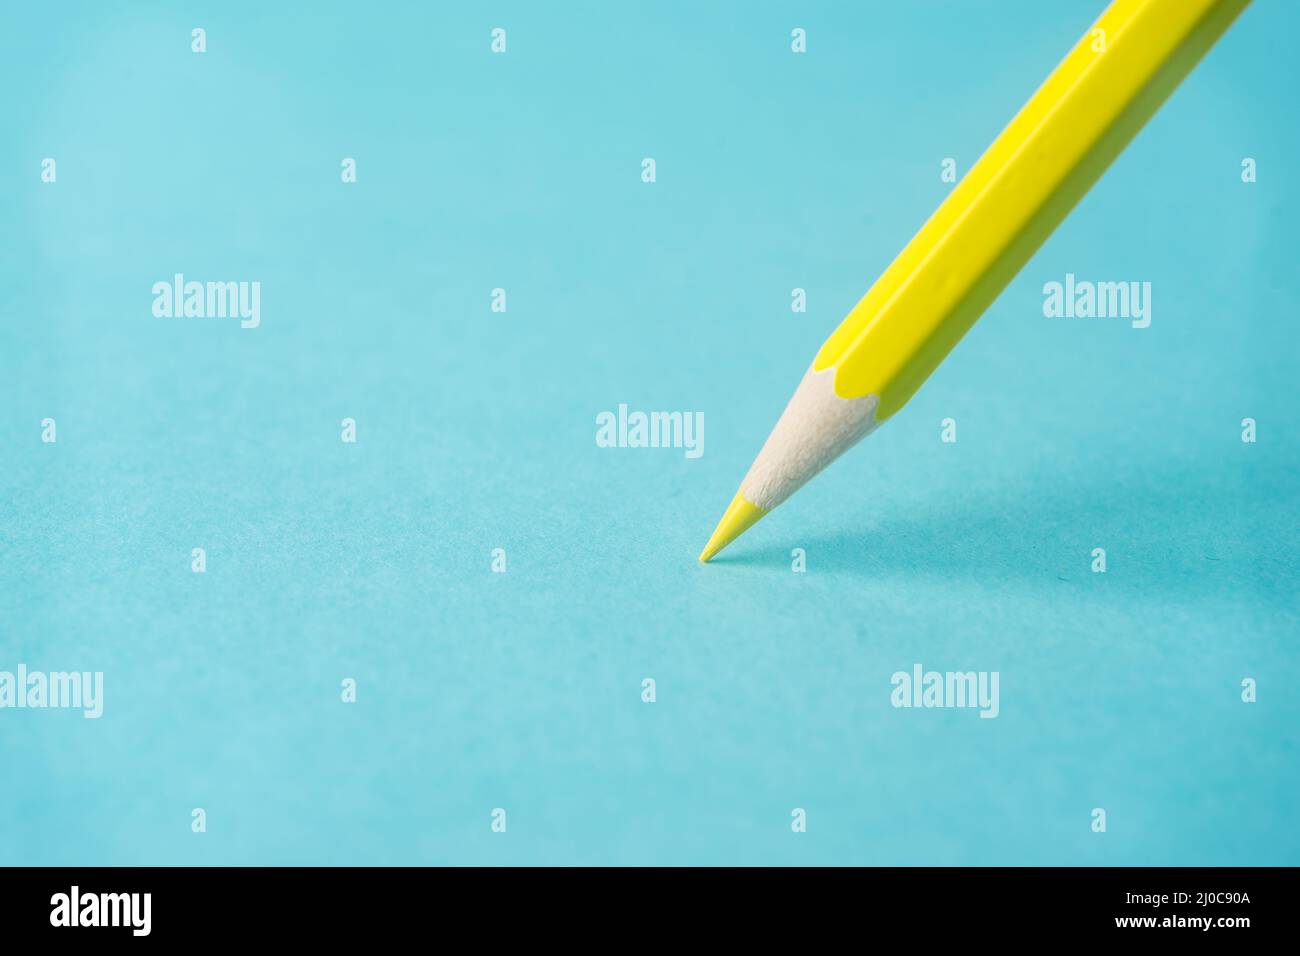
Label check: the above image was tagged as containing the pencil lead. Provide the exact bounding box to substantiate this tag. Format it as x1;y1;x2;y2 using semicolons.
699;491;767;562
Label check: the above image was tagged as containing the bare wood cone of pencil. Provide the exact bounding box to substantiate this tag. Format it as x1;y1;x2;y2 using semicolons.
699;0;1251;562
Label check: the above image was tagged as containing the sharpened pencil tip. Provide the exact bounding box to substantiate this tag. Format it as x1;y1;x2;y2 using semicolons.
698;491;768;562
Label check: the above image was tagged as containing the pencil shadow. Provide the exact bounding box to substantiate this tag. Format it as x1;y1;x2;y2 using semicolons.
708;464;1294;596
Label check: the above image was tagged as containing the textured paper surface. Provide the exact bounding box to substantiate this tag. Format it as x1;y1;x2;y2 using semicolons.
1;1;1296;865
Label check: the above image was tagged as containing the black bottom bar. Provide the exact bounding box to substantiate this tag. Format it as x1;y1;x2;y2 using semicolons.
0;867;1289;942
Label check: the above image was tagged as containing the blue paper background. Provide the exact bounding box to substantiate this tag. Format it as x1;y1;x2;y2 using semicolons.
2;0;1296;865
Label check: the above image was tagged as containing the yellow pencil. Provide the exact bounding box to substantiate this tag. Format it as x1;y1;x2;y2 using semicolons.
699;0;1250;562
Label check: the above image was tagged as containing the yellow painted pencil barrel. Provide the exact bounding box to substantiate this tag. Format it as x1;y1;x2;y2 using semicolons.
700;0;1251;562
822;0;1249;419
